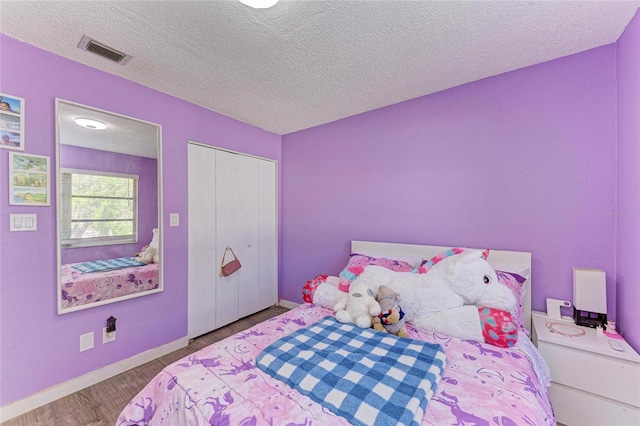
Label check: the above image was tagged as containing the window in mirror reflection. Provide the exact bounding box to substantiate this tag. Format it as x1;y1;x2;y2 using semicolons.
61;170;138;248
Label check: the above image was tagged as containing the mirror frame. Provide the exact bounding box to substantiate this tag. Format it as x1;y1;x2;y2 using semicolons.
55;98;163;314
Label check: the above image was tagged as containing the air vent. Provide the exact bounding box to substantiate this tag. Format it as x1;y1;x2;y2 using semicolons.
77;35;132;65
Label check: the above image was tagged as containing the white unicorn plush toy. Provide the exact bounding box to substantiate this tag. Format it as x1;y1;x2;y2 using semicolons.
353;249;514;324
304;248;518;345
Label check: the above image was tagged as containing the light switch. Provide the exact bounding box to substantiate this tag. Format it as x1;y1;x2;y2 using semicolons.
170;213;179;227
10;214;37;231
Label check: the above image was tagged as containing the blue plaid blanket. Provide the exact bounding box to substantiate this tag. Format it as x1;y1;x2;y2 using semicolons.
71;257;146;273
257;316;447;426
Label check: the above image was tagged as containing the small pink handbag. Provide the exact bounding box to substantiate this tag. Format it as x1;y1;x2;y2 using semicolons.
220;246;242;277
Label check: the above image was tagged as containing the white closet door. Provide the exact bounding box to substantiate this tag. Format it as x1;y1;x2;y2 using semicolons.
189;144;278;337
188;144;217;339
258;160;277;310
237;155;261;318
215;150;240;328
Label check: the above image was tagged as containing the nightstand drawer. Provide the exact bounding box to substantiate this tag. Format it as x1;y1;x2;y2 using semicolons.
549;383;640;426
538;341;640;406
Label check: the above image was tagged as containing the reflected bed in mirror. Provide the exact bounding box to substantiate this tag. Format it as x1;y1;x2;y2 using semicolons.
56;99;162;314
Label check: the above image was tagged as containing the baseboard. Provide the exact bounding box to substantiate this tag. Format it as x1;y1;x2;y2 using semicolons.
0;336;189;423
278;299;300;309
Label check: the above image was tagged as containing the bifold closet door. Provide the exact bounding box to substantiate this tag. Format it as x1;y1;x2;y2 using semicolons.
256;159;277;312
237;156;277;318
188;144;217;339
237;155;260;318
215;150;240;328
189;143;277;338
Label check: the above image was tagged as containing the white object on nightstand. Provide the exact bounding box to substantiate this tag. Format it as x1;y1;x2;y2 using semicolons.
573;267;607;314
608;339;624;352
546;298;571;319
532;311;640;426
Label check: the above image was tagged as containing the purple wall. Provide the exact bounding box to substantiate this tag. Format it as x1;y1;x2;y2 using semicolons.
281;45;618;323
60;145;158;264
616;9;640;351
0;35;281;406
1;16;638;408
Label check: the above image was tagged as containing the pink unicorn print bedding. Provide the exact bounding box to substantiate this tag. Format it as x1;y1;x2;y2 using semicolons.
117;304;554;425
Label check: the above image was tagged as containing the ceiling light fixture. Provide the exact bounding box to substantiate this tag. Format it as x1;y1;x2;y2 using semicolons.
238;0;279;9
75;117;107;130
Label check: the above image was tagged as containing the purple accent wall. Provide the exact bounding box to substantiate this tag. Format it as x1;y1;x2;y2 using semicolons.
60;145;158;264
616;9;640;352
281;45;618;322
0;35;281;406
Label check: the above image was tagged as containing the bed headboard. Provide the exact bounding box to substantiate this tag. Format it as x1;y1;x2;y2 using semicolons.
351;241;533;333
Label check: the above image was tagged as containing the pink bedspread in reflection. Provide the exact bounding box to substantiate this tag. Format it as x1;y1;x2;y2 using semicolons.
60;262;159;308
117;304;554;425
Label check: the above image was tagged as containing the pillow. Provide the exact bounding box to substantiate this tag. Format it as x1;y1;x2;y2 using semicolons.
338;253;415;291
494;268;529;335
302;274;329;303
478;307;518;348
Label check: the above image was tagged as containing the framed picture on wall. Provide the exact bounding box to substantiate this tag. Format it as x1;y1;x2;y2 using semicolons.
0;93;25;151
9;152;50;206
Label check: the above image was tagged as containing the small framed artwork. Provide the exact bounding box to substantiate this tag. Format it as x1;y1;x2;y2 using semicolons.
0;93;25;151
9;152;50;206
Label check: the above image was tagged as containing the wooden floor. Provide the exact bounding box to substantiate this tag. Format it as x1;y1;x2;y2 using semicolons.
2;305;289;426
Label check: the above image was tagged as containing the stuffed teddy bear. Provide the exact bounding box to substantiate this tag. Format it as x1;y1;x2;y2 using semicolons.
148;228;160;264
372;285;408;337
334;281;381;328
134;228;160;264
134;245;156;264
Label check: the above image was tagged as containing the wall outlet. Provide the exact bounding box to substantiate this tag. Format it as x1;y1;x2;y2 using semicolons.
79;332;94;352
103;327;116;344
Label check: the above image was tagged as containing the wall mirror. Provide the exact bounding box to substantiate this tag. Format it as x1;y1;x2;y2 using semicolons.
56;99;162;314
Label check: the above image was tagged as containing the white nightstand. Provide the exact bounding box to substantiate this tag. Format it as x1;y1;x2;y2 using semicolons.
531;311;640;426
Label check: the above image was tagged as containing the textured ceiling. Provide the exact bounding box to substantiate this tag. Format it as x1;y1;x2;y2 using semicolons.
58;100;159;159
1;1;639;135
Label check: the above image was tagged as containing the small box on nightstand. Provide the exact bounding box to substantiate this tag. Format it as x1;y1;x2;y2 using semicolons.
532;311;640;426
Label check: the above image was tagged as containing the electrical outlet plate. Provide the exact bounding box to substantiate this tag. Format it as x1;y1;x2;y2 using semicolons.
80;332;94;352
103;327;116;344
